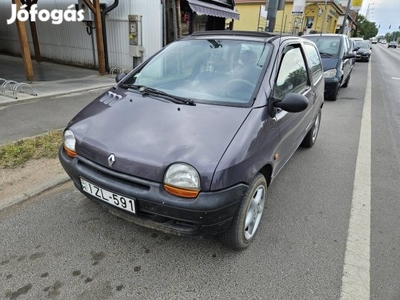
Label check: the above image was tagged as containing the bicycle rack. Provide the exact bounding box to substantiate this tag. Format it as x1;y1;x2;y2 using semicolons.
109;67;120;77
0;79;37;99
1;80;18;97
13;82;37;99
109;67;131;77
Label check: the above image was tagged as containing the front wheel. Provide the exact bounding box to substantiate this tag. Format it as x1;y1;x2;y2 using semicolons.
220;174;267;250
301;109;321;147
342;74;350;88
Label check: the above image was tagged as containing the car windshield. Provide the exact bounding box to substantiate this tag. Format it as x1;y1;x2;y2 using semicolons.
304;36;341;58
120;39;272;106
355;41;369;49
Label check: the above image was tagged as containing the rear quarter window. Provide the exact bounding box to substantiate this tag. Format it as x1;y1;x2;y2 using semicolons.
303;43;323;84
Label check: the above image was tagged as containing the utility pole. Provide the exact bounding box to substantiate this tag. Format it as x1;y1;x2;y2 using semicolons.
266;0;285;33
340;0;351;34
266;0;278;32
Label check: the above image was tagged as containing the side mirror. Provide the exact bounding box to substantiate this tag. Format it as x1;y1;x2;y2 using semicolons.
115;73;127;83
269;93;308;117
343;53;356;60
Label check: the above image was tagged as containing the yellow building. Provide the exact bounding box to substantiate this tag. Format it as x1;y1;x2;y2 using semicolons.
275;0;344;34
234;0;344;34
233;0;267;31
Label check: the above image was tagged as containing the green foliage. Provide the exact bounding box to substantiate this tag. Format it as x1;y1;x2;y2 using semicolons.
384;31;400;42
0;130;63;168
354;14;378;40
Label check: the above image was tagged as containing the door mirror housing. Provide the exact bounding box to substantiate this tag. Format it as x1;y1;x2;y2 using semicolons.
115;73;127;83
269;93;309;117
343;53;356;60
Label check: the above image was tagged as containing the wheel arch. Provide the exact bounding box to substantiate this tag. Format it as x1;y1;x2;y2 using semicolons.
259;163;273;187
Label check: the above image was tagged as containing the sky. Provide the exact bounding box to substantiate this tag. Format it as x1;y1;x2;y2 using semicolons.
357;0;400;36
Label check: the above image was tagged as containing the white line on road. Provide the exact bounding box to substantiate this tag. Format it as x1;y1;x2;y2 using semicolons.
340;60;372;299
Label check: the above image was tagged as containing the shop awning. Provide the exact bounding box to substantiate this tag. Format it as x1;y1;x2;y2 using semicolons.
187;0;240;20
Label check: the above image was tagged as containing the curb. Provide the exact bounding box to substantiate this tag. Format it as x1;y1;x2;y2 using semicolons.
0;174;71;212
0;84;114;108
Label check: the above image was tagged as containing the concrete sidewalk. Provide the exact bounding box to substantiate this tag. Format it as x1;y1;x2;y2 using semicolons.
0;54;117;106
0;54;119;211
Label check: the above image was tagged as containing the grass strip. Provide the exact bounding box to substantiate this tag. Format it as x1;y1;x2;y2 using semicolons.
0;130;63;169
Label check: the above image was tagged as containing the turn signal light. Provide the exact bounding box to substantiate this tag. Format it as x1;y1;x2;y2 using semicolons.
164;184;199;198
63;145;77;158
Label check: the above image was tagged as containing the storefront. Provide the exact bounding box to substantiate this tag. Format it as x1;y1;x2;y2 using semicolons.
180;0;239;35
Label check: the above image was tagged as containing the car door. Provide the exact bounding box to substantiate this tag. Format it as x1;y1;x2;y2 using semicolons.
341;36;353;82
303;41;324;117
271;42;315;173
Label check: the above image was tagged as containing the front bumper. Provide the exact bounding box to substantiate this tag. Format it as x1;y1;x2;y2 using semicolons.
59;148;248;236
356;53;371;61
324;78;340;98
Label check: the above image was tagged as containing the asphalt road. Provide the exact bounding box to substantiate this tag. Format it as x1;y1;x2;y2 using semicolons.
1;45;400;299
0;88;108;145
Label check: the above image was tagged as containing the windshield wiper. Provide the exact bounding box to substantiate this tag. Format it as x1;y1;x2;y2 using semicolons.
120;84;196;106
319;51;333;57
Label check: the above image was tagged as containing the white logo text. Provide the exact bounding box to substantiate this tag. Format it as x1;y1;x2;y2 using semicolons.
7;4;85;25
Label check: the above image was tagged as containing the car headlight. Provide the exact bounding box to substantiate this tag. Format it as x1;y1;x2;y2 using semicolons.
163;163;200;198
63;129;77;158
324;68;337;79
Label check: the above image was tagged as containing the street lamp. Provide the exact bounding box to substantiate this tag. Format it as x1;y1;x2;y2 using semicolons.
366;3;374;20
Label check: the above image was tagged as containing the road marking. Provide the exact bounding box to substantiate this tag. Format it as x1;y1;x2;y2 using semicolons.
340;58;371;299
391;77;400;80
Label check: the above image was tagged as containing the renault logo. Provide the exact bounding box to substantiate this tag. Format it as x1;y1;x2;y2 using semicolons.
108;153;116;167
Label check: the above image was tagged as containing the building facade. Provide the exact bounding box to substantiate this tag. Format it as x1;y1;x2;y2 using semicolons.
275;0;344;35
233;0;267;31
0;0;239;73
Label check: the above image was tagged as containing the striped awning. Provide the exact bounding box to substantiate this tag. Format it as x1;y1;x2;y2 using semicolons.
187;0;240;20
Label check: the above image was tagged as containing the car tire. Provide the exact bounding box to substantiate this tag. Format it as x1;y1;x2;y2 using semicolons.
220;173;267;250
301;109;321;147
342;74;350;88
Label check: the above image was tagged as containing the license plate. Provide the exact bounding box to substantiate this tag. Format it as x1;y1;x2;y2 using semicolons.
80;178;136;214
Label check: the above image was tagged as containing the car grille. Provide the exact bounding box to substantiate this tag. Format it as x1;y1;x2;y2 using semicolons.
77;155;150;192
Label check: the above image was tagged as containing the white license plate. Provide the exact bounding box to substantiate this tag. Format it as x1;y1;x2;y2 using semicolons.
80;178;136;214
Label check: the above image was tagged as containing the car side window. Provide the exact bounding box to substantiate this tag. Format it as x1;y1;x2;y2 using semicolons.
274;45;309;99
303;43;323;85
342;37;348;54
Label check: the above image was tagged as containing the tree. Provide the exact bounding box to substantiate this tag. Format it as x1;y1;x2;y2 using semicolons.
354;14;378;39
385;31;400;42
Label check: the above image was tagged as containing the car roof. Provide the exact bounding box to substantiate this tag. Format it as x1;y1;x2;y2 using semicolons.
303;33;347;39
187;30;301;43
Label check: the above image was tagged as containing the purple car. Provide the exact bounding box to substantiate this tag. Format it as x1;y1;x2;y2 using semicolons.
59;31;324;250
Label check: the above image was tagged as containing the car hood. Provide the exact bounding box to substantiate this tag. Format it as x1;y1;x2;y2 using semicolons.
357;48;370;53
320;58;339;71
68;89;252;189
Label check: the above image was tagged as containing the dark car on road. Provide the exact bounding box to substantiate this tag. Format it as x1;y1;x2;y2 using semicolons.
354;40;372;62
303;34;355;101
388;41;398;48
59;31;324;250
